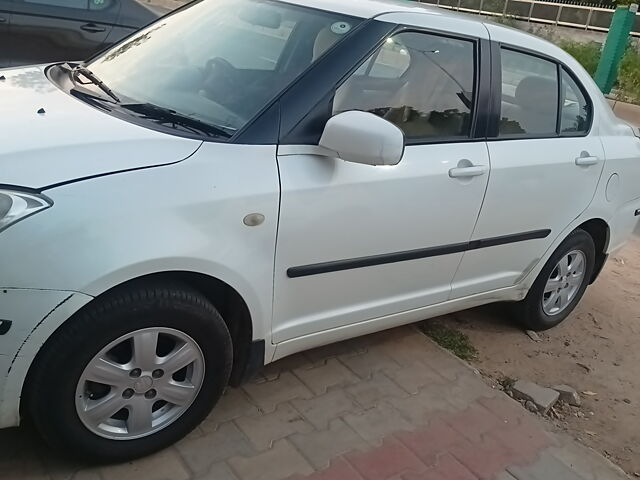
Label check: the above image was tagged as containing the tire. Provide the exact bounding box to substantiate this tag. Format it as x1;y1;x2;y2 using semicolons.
513;228;595;331
26;282;232;463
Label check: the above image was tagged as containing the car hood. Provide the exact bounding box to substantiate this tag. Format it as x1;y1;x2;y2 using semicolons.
0;65;202;189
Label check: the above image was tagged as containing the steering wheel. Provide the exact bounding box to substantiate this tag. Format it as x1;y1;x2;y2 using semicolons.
202;57;239;102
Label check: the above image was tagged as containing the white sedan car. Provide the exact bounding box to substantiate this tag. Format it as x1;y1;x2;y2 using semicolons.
1;0;639;461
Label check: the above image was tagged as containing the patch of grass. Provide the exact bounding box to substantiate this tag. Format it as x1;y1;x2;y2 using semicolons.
421;322;478;361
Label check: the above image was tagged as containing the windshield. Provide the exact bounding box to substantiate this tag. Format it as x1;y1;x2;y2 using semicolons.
86;0;361;137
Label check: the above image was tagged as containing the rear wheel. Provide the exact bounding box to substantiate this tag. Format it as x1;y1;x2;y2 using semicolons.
27;283;232;462
514;229;595;331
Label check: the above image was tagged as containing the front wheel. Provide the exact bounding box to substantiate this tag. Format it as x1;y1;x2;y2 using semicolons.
26;283;232;462
513;228;596;331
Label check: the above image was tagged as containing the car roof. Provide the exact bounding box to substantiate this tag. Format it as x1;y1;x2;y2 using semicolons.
280;0;462;20
287;1;581;60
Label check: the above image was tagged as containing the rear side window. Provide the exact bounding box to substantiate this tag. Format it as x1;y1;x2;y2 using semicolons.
333;31;476;143
499;48;558;136
560;68;591;134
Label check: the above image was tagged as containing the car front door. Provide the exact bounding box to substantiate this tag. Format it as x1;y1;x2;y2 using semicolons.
10;0;119;66
451;42;605;299
272;22;492;343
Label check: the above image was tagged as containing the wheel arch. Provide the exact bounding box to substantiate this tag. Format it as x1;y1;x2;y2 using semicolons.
22;270;259;418
576;218;610;283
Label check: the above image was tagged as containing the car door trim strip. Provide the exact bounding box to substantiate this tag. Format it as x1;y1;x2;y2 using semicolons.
286;229;551;278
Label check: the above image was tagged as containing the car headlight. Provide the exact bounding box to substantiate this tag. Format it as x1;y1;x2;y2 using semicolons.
0;189;52;233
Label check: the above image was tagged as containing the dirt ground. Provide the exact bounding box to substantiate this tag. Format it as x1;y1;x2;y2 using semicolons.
432;231;640;475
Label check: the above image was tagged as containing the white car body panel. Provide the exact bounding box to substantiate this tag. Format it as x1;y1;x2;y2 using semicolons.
0;66;202;188
1;0;639;431
0;290;92;427
273;142;490;343
451;136;606;298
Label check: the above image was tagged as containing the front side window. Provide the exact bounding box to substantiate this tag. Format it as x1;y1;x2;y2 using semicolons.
333;31;476;142
86;0;360;137
499;48;559;136
560;68;591;134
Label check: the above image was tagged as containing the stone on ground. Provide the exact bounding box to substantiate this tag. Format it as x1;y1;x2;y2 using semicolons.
552;384;582;407
511;380;559;414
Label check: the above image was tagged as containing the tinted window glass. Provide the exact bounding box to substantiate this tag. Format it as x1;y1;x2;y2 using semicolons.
560;68;590;134
88;0;360;136
333;32;475;141
499;49;559;136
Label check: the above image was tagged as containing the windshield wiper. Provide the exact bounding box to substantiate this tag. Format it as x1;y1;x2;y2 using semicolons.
72;66;121;103
121;103;234;139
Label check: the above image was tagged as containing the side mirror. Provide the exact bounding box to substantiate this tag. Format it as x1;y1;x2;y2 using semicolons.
319;111;405;166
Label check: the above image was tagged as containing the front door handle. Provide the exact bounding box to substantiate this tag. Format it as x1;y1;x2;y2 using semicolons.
0;16;7;23
80;23;106;33
575;153;599;166
449;165;488;178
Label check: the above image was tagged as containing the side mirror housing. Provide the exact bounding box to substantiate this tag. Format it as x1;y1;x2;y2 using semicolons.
319;111;405;166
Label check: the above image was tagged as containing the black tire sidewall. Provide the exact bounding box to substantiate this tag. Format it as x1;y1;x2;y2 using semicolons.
519;229;596;331
28;287;232;462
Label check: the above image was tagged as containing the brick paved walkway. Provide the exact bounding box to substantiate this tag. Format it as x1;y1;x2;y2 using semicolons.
0;325;629;480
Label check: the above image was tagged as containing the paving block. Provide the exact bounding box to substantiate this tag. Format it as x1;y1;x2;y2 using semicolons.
346;372;407;408
299;458;364;480
343;404;414;444
450;435;515;480
477;395;529;428
387;361;447;395
510;381;559;415
339;348;401;380
235;402;313;451
290;418;368;469
386;389;459;425
404;453;478;480
198;462;238;480
228;440;314;480
376;333;438;367
200;388;259;431
345;437;426;480
507;451;584;480
305;339;367;364
548;441;629;480
258;353;313;382
175;421;255;476
436;373;493;410
489;423;554;465
294;358;359;395
396;418;467;466
242;371;313;413
444;404;505;443
291;390;359;430
551;385;581;407
100;448;190;480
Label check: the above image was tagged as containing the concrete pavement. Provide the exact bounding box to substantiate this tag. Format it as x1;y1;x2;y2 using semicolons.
0;325;629;480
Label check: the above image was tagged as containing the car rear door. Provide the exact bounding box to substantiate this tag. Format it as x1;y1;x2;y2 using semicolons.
271;15;493;344
0;0;11;67
450;34;605;299
10;0;120;66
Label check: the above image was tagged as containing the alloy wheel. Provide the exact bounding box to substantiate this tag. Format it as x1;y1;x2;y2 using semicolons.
75;327;205;440
542;249;586;316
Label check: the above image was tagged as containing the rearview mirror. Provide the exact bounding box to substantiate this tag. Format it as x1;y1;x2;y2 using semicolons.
319;111;405;166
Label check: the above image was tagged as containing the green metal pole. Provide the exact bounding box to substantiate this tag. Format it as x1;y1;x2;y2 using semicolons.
594;3;638;94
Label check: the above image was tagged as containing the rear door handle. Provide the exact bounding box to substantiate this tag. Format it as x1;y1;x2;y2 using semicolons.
575;154;599;166
449;165;488;178
0;16;7;23
80;23;106;33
